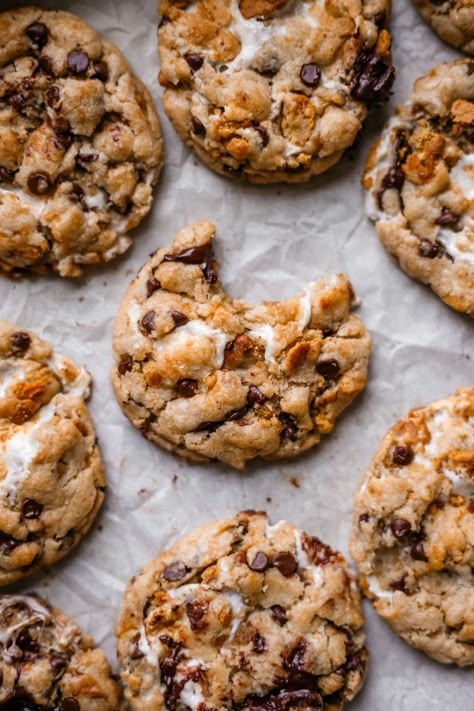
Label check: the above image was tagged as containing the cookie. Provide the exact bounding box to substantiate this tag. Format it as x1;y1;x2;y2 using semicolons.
0;8;163;278
363;59;474;316
117;510;367;711
111;220;371;469
0;321;105;586
157;0;394;183
414;0;474;55
350;388;474;666
0;593;121;709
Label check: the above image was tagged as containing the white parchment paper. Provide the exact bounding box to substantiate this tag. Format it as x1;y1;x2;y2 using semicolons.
0;0;472;707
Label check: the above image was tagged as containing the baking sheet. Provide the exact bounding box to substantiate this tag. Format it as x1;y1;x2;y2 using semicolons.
0;0;472;706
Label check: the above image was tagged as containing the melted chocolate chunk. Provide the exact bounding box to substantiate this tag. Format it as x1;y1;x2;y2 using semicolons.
191;116;206;135
186;599;209;631
185;53;204;71
11;331;31;354
163;242;217;283
271;605;287;625
242;688;322;711
435;207;460;229
392;444;414;466
170;310;189;328
316;359;340;379
26;22;49;48
301;533;340;566
272;551;297;577
300;63;321;88
146;277;161;297
59;700;80;711
118;354;133;375
248;551;270;572
359;513;369;524
27;172;52;196
177;379;198;398
247;386;265;406
252;632;266;653
0;530;22;554
37;55;55;76
50;654;68;675
163;560;187;582
390;575;407;592
390;518;411;539
411;541;428;562
67;51;90;75
279;413;299;442
75;152;99;164
255;125;269;147
9;94;26;111
92;61;109;82
141;311;155;333
350;49;395;104
377;129;410;208
21;499;43;520
419;239;441;259
0;166;14;184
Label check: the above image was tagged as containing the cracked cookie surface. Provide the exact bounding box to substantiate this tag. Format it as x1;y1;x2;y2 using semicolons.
157;0;394;183
0;593;121;709
111;220;370;469
0;7;163;277
414;0;474;55
350;388;474;666
117;511;367;711
0;321;105;586
363;59;474;316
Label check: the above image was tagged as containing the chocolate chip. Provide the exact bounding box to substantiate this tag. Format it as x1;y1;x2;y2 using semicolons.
419;239;441;259
287;639;307;670
0;530;21;554
93;61;109;82
170;310;189;328
359;513;369;524
279;413;298;442
186;599;208;630
411;541;428;562
435;207;460;229
177;379;198;398
185;53;204;71
270;604;287;625
21;499;43;520
118;354;133;376
26;22;49;48
141;311;155;333
130;645;145;660
390;518;411;539
8;93;25;111
11;331;31;353
68;51;90;75
350;49;395;104
255;125;269;147
322;327;334;338
390;575;407;592
247;385;265;406
37;55;55;75
191;116;206;135
252;632;266;653
146;277;161;297
272;551;297;577
227;407;247;421
50;654;67;675
163;560;187;582
0;166;13;184
46;85;61;110
75;152;99;164
372;10;387;27
59;699;80;711
164;242;212;266
392;445;414;466
248;551;269;572
316;359;340;379
27;172;52;195
159;15;171;27
300;63;321;87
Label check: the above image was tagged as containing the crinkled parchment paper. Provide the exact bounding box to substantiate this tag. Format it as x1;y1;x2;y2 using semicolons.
0;0;472;707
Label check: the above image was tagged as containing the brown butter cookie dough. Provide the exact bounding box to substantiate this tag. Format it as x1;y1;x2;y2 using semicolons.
117;511;368;711
158;0;394;183
111;220;371;469
350;388;474;666
0;321;105;586
0;593;121;709
363;59;474;316
414;0;474;55
0;7;163;277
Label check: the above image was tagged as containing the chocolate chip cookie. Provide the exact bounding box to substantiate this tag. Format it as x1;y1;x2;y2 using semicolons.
158;0;394;183
0;593;121;709
363;59;474;316
0;321;105;586
350;388;474;666
117;511;367;710
111;220;371;469
414;0;474;55
0;7;163;278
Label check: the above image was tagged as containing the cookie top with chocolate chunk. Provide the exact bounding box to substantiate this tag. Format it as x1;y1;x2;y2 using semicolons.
413;0;474;55
158;0;394;183
350;388;474;666
111;220;370;469
117;511;367;710
0;321;105;586
0;593;121;709
0;7;163;277
363;59;474;316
